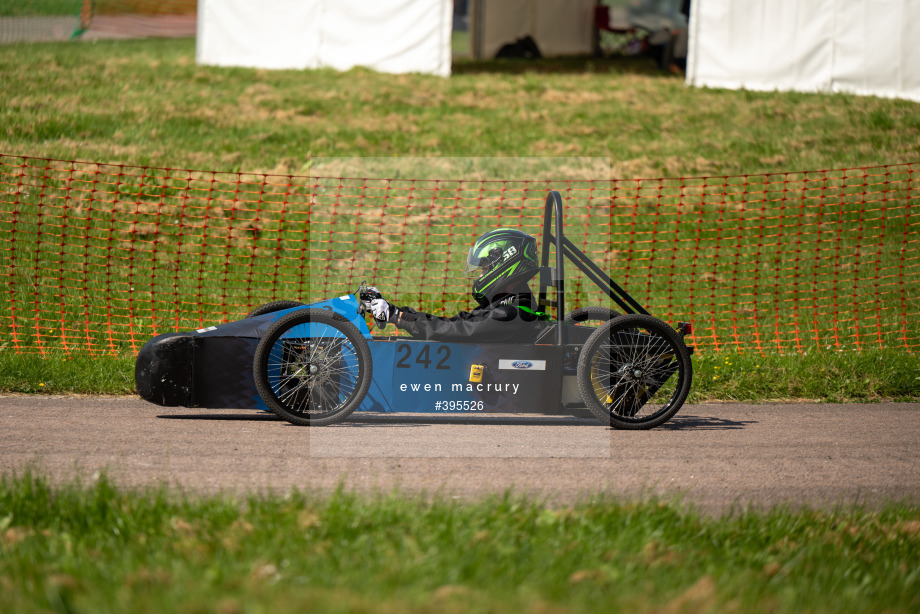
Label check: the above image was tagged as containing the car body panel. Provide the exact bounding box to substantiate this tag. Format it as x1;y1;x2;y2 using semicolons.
136;295;581;415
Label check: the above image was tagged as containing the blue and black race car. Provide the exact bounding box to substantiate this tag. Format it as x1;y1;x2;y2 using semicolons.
136;192;694;429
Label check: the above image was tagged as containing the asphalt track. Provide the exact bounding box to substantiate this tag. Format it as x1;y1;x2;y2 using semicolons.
1;396;918;512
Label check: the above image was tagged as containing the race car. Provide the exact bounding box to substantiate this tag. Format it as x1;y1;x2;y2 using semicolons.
135;191;694;429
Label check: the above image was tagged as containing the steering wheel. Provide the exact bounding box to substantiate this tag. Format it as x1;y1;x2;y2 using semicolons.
355;280;387;331
356;281;368;314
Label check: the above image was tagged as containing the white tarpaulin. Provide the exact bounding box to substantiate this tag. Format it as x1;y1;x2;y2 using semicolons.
686;0;920;102
197;0;452;77
472;0;596;59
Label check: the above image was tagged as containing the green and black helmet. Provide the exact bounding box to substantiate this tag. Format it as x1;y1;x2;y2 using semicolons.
465;228;540;306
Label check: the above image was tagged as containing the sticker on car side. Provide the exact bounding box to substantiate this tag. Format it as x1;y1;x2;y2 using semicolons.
498;359;546;370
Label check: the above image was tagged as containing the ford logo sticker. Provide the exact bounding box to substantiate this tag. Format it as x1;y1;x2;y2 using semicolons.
512;361;533;369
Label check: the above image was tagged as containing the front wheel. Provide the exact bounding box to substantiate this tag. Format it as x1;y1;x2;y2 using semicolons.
246;300;305;319
254;309;371;426
576;314;691;430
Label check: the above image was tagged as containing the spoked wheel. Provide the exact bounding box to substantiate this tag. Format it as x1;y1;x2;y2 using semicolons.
254;309;371;426
246;300;305;319
577;314;692;430
564;306;619;328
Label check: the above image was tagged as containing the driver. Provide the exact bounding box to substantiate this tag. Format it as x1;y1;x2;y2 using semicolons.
366;229;549;343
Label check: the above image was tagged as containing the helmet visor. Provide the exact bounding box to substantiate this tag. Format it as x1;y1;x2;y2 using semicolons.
464;246;484;276
464;245;504;277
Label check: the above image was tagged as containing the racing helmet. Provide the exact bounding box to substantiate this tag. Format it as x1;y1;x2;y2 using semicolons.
464;228;539;306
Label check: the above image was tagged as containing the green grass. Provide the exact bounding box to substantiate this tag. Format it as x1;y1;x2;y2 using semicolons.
690;349;920;403
2;471;919;614
451;29;469;57
2;38;917;172
0;352;134;394
0;37;919;399
0;0;81;18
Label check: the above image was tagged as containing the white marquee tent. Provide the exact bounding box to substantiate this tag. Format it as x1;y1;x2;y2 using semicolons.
686;0;920;102
196;0;453;77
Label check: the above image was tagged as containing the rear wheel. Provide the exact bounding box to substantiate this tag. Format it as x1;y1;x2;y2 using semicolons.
576;314;691;430
246;300;305;319
254;309;371;426
564;306;619;328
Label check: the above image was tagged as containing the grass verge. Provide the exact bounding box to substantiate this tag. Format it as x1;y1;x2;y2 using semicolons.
2;38;918;174
688;349;920;403
0;349;917;402
1;471;919;613
0;0;81;18
0;352;135;395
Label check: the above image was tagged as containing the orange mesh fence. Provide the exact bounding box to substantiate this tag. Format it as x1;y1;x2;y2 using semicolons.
1;154;917;356
78;0;197;41
90;1;197;16
0;1;196;44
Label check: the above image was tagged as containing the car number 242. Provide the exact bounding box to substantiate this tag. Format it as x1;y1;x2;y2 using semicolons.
394;343;450;370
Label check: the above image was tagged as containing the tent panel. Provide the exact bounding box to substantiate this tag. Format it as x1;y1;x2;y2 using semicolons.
476;0;593;59
532;0;595;57
832;0;920;100
687;0;920;102
197;0;322;70
197;0;451;77
477;0;530;59
321;0;451;77
688;0;832;92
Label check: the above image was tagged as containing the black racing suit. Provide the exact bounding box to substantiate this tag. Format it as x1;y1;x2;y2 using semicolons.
392;293;549;343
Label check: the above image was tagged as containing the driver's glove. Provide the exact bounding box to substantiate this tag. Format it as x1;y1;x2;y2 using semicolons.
365;286;383;300
369;298;393;322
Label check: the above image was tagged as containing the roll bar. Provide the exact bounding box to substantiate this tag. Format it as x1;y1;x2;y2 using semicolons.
537;190;650;345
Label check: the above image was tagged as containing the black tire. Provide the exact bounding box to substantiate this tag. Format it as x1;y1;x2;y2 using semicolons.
577;314;691;430
564;306;620;327
246;300;305;319
254;309;371;426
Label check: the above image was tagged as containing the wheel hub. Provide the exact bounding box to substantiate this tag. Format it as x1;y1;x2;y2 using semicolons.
619;363;645;381
306;361;331;387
